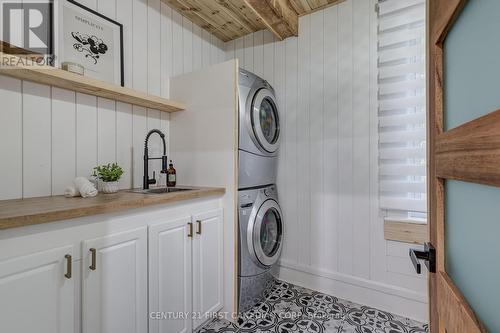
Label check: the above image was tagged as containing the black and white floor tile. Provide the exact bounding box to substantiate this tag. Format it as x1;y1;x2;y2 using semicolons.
198;280;428;333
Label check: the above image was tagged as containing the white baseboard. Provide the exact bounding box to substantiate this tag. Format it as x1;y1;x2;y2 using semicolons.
275;259;428;323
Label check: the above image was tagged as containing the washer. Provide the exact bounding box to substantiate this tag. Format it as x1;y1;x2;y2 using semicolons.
238;185;284;312
238;69;281;189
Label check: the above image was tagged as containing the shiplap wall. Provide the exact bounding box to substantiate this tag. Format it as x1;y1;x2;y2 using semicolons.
0;0;225;200
225;0;427;320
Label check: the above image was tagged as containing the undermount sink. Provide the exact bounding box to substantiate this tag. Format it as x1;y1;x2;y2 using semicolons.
129;187;197;194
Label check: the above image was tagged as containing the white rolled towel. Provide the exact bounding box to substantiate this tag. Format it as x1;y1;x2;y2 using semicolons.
64;185;80;198
73;177;98;198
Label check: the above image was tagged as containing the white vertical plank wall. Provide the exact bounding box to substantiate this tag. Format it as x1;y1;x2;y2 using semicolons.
0;0;225;199
225;0;427;321
0;0;428;321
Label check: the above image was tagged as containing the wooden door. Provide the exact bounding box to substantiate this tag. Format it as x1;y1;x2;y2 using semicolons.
192;209;224;329
428;1;494;332
148;216;193;333
82;227;148;333
0;245;76;333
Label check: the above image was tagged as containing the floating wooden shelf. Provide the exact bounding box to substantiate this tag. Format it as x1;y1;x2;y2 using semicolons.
0;52;185;113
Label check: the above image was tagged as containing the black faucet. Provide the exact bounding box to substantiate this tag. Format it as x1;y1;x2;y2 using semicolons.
143;129;168;190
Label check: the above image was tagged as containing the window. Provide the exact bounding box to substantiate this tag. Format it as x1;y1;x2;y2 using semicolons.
377;0;427;219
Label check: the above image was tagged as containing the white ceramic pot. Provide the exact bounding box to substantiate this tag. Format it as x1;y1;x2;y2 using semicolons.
100;181;119;194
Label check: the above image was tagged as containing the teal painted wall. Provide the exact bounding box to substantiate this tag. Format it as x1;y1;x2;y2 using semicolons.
444;1;500;331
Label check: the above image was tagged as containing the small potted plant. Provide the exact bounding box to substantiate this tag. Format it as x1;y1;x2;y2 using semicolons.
93;163;124;194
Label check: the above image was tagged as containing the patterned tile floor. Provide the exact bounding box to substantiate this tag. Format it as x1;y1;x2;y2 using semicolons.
198;280;428;333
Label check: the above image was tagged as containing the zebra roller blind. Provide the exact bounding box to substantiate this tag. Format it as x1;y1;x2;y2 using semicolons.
377;0;427;215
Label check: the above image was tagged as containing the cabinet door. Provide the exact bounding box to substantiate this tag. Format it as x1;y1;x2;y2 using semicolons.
149;216;192;333
0;245;76;333
82;227;148;333
192;209;224;329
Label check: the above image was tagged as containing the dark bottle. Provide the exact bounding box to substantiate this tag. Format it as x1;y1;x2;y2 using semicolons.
167;160;176;187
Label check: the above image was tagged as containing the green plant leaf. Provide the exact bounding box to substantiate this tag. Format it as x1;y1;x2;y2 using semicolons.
93;163;124;182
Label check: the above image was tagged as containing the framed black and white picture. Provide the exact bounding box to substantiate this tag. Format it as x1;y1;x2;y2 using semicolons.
54;0;124;86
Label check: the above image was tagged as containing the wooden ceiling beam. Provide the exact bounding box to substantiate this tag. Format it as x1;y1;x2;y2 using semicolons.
244;0;299;40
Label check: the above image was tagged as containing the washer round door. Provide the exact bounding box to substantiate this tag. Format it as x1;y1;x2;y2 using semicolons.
247;199;284;267
249;88;280;154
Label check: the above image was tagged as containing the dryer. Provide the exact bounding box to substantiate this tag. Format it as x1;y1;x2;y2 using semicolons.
238;69;281;189
238;185;284;312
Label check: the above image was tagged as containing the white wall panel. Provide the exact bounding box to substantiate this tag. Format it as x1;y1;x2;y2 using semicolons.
116;102;133;190
224;0;427;320
297;15;311;266
234;37;244;68
0;1;224;199
133;0;148;92
76;93;98;179
309;10;324;269
117;0;133;87
22;82;52;198
148;0;162;97
160;2;172;96
225;39;235;62
202;30;213;68
352;0;371;279
182;17;193;73
0;76;23;200
172;11;184;76
263;31;274;85
243;34;254;71
97;98;116;165
192;25;202;71
322;4;339;273
253;30;264;77
283;37;299;263
337;0;354;275
51;88;76;195
132;107;147;188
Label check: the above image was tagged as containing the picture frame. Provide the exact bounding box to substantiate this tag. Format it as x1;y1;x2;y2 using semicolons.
54;0;124;86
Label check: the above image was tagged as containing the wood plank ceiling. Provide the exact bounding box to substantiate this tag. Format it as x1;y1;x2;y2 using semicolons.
162;0;344;42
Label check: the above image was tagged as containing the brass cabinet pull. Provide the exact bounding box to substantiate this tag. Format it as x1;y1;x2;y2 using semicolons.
64;254;72;279
187;222;193;238
89;248;97;271
196;220;202;235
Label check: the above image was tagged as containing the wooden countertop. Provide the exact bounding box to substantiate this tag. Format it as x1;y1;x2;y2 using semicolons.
0;187;225;230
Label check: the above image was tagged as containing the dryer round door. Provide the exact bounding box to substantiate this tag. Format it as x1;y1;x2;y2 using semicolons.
247;199;284;267
250;88;280;154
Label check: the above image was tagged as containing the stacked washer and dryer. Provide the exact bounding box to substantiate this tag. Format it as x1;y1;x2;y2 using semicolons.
238;69;284;312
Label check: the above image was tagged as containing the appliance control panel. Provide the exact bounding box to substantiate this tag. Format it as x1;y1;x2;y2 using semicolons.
239;192;256;208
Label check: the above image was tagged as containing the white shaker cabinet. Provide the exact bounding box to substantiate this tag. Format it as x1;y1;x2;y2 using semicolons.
0;200;225;333
149;216;193;333
149;209;224;332
82;227;148;333
192;209;224;330
0;245;76;333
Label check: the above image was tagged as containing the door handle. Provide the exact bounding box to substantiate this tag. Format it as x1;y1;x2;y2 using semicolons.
64;254;72;279
187;222;193;238
196;220;202;235
89;248;97;271
409;242;436;274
